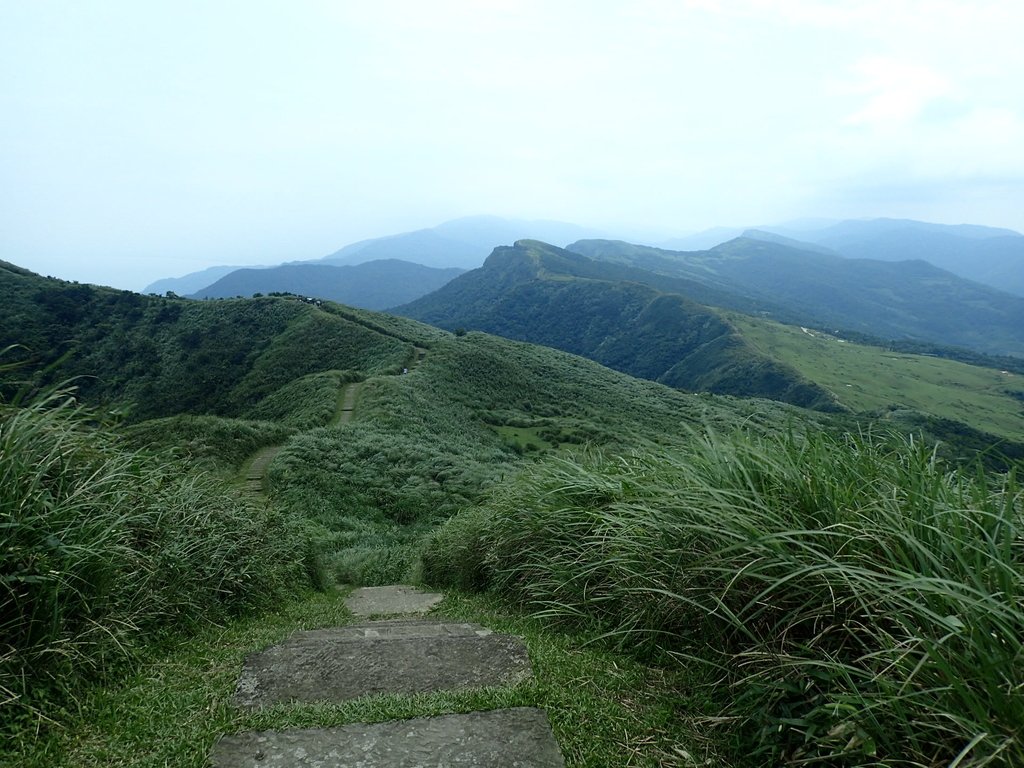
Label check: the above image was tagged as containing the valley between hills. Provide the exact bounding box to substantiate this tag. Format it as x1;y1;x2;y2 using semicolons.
2;217;1023;766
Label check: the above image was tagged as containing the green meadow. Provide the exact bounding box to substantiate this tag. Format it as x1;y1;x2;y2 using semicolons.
731;313;1024;441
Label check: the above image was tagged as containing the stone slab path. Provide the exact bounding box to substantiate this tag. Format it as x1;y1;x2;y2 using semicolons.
233;619;532;708
241;445;282;495
211;707;565;767
213;586;565;767
345;584;443;615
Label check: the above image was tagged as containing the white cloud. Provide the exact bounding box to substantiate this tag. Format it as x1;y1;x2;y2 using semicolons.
842;56;951;127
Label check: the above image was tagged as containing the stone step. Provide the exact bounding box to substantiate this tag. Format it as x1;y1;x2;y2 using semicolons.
211;707;565;767
345;585;443;616
286;620;494;643
233;623;532;709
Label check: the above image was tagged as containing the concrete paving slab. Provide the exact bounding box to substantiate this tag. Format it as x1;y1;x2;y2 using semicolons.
345;585;443;615
233;623;532;708
212;708;564;767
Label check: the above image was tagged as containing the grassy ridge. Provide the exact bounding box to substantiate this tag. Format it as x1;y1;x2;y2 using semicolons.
423;430;1024;765
0;263;413;421
264;331;818;585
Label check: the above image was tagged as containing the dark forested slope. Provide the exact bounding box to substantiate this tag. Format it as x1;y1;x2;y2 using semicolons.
0;260;419;421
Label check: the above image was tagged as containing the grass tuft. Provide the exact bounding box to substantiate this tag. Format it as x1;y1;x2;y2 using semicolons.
0;386;322;737
424;428;1024;765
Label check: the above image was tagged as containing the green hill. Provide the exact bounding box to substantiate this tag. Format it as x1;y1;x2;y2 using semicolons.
0;260;430;421
568;237;1024;357
396;240;841;410
2;258;828;588
0;258;813;523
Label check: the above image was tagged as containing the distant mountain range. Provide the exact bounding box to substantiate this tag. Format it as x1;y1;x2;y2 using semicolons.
735;219;1024;297
144;215;610;296
659;219;1024;297
320;215;609;270
567;237;1024;357
145;265;245;296
190;259;465;310
398;234;1024;387
137;214;1024;361
144;216;1024;305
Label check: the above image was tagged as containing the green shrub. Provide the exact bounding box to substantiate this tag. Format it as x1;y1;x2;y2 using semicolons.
245;369;363;429
0;388;321;734
329;543;421;586
453;430;1023;766
122;413;295;471
420;505;494;591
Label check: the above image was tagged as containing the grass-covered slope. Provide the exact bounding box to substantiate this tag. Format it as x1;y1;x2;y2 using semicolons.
396;240;841;410
730;314;1024;442
265;328;818;583
424;429;1024;766
0;386;322;738
190;259;465;309
0;261;415;421
568;237;1024;357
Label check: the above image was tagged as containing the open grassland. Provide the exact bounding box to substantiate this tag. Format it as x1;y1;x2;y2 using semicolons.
731;313;1024;440
423;429;1024;766
260;331;819;586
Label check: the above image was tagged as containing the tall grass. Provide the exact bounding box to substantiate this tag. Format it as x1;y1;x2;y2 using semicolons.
424;429;1023;766
0;386;322;736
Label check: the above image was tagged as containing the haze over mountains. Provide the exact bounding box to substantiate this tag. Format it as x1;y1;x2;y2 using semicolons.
566;237;1024;357
748;218;1024;298
144;216;1024;328
192;260;465;310
144;216;612;297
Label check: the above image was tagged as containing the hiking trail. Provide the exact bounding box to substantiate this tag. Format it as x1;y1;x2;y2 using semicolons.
211;585;565;766
240;345;427;497
220;347;558;764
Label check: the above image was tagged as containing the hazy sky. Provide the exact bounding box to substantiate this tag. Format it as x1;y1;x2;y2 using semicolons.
3;1;1023;290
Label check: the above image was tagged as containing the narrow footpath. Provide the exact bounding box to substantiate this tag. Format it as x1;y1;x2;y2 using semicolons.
240;345;426;496
332;381;363;426
240;445;283;496
211;585;565;766
222;347;559;764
